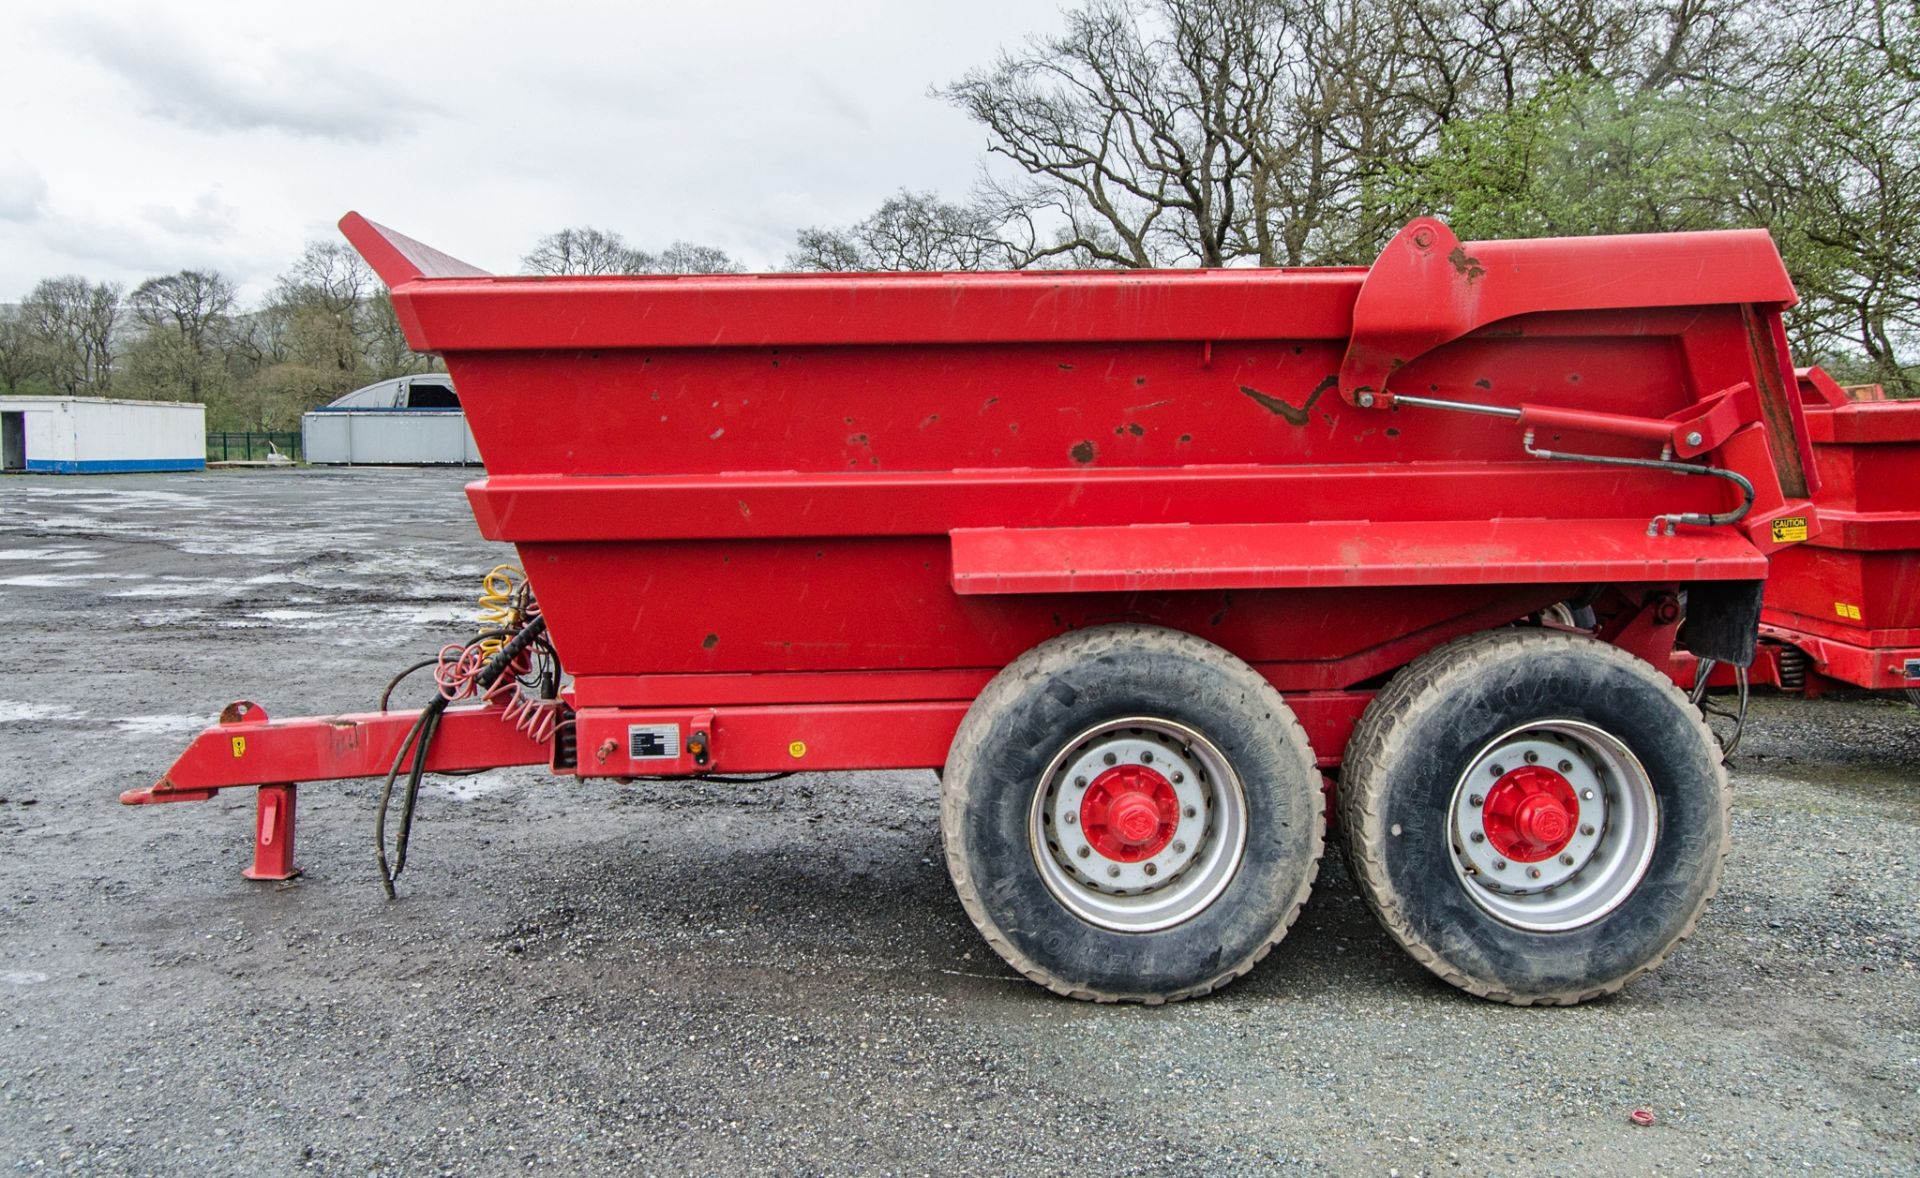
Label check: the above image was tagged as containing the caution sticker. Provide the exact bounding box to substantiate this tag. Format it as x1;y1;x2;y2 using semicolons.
1770;516;1809;543
1834;601;1863;621
231;736;247;758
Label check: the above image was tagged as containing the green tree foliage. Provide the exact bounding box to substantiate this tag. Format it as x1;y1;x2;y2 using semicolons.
1380;3;1920;388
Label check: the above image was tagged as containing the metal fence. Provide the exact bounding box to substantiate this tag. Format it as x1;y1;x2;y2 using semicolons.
207;432;301;463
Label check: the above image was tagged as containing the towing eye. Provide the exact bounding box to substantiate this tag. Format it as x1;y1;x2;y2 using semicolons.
1389;393;1756;536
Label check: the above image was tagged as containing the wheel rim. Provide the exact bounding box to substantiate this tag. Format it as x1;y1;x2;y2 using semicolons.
1446;719;1659;932
1029;716;1248;933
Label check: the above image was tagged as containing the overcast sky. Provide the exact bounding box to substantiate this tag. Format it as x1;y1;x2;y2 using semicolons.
0;0;1062;303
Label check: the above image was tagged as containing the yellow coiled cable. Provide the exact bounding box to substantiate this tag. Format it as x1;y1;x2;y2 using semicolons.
475;564;526;655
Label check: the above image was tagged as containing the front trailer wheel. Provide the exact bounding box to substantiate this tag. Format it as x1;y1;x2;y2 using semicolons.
941;625;1324;1003
1340;629;1730;1005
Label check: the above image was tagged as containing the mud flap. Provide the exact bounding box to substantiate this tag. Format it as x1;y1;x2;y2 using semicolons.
1680;580;1764;667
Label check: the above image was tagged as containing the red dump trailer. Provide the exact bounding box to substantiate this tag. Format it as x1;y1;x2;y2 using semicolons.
1757;373;1919;700
127;214;1822;1006
1676;371;1920;703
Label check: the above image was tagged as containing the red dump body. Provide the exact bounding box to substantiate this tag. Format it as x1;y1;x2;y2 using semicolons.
326;214;1815;776
133;214;1820;816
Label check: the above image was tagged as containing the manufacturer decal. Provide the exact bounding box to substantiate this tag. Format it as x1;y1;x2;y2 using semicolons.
627;723;681;760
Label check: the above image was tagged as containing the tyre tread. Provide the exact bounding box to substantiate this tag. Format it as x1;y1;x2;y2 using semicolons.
1338;628;1731;1006
941;625;1325;1004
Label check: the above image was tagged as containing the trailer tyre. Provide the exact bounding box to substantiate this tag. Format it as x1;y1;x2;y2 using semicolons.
941;625;1324;1003
1341;629;1730;1005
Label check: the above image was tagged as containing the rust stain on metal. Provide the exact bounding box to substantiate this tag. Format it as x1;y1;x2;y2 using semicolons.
702;633;719;649
1239;374;1339;426
1126;423;1144;437
1740;303;1810;497
1474;377;1493;390
1448;246;1486;283
1069;440;1097;464
1209;592;1234;627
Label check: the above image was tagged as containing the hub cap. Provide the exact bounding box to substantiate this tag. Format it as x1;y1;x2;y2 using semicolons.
1030;717;1247;933
1447;719;1659;932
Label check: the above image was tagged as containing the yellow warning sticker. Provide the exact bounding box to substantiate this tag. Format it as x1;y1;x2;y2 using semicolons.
231;736;247;758
788;740;808;759
1834;601;1863;621
1771;516;1809;543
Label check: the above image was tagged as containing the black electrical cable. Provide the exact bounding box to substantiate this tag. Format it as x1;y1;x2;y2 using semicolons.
376;616;550;898
378;658;440;712
1689;658;1751;762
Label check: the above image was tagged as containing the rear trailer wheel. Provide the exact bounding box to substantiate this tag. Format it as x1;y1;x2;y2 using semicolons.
941;625;1324;1003
1340;629;1730;1005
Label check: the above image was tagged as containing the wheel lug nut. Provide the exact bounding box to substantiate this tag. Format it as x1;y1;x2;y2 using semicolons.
1580;824;1595;836
1063;812;1077;825
1559;760;1574;773
1469;794;1484;808
1528;867;1542;879
1489;764;1504;777
1493;859;1507;871
1144;863;1158;877
1077;847;1090;858
1170;771;1184;783
1469;832;1485;843
1106;865;1120;878
1524;751;1539;764
1103;752;1117;766
1183;806;1197;818
1140;750;1154;764
1582;789;1595;801
1560;854;1574;866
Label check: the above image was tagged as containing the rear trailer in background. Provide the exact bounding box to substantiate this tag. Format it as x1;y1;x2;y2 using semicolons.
1678;370;1920;703
127;213;1823;1006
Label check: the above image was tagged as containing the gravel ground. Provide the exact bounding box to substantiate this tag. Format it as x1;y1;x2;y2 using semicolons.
0;467;1916;1176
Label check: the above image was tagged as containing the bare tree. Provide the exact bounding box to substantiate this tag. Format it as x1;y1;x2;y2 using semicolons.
649;242;745;274
942;0;1273;267
0;307;33;393
522;227;653;275
20;276;120;396
126;270;236;402
790;190;1011;270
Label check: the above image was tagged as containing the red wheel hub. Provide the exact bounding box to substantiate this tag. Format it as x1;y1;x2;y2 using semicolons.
1480;765;1579;862
1080;765;1178;862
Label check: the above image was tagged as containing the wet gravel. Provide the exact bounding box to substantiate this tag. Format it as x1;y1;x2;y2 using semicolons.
0;468;1916;1175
